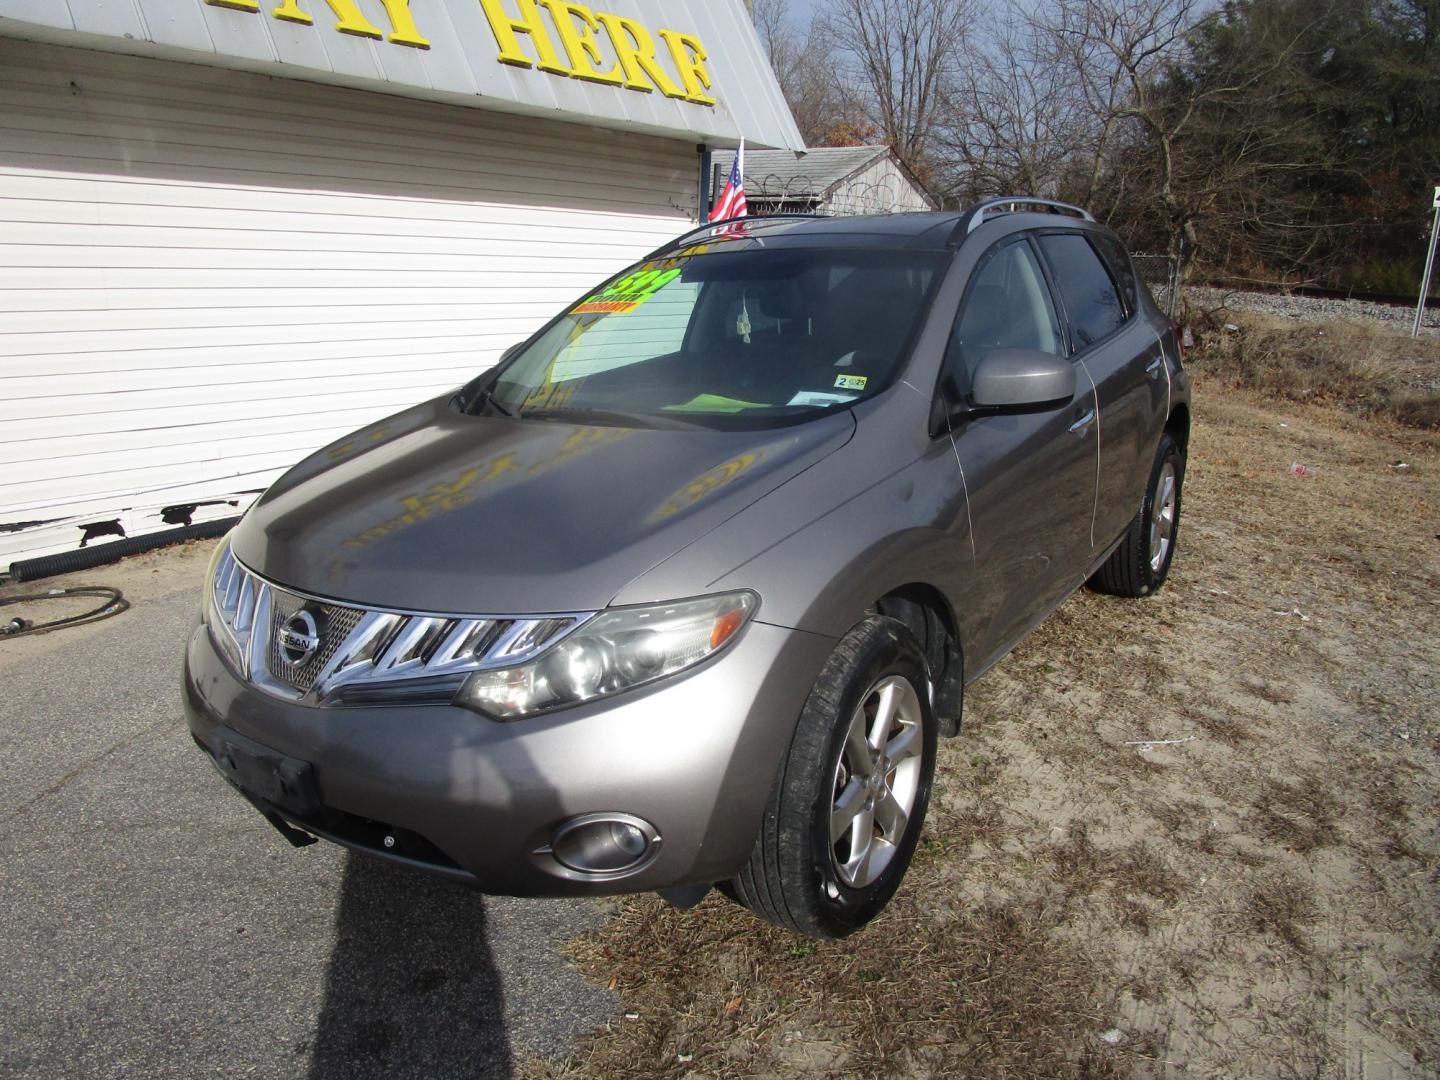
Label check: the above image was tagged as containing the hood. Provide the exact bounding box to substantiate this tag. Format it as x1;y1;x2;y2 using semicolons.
231;397;855;614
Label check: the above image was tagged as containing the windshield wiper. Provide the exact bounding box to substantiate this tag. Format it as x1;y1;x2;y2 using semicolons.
473;387;514;418
519;407;702;430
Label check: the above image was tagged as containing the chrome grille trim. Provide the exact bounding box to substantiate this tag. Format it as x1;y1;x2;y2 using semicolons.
206;546;592;706
264;590;366;694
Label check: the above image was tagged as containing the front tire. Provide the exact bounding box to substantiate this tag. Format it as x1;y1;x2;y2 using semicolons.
1091;432;1185;597
726;616;937;938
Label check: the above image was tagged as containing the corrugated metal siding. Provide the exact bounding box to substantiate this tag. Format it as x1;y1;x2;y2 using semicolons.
0;39;699;564
0;0;807;152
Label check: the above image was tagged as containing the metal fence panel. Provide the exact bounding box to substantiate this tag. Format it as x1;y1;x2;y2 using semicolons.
1132;253;1179;319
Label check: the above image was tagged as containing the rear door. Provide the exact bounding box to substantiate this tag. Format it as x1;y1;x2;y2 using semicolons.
944;236;1100;665
1036;232;1166;553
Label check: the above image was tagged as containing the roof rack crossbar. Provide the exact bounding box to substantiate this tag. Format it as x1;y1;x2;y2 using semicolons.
949;197;1095;245
644;212;834;259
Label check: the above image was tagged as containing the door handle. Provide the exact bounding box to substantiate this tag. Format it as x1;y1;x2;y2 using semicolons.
1145;356;1164;379
1069;408;1096;435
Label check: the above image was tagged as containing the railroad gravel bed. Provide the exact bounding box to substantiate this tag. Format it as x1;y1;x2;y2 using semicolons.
1185;285;1439;338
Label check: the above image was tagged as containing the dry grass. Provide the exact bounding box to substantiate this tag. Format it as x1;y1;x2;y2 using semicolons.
1243;872;1320;952
1188;310;1440;428
549;889;1125;1079
1044;824;1186;911
527;335;1440;1078
1251;776;1341;854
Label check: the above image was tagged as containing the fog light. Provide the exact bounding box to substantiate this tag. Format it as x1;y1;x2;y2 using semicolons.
550;813;660;875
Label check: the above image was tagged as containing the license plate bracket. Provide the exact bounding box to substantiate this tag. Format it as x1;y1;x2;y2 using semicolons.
211;728;320;819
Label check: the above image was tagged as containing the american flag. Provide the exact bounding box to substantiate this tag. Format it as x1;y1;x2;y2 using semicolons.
710;140;747;223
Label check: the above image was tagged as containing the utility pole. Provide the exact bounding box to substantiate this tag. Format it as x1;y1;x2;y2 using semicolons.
1415;185;1440;338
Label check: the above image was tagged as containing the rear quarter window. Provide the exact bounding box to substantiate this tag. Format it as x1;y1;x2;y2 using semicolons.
1037;233;1126;349
1089;232;1141;315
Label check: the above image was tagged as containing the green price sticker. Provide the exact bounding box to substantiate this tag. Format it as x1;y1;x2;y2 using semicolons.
572;267;681;315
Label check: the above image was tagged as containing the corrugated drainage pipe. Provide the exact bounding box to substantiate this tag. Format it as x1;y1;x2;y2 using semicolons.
7;518;238;583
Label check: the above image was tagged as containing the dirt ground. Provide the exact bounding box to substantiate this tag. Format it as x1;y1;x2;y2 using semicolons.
540;376;1440;1079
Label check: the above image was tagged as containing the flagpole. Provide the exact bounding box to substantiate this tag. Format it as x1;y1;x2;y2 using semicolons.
736;137;744;213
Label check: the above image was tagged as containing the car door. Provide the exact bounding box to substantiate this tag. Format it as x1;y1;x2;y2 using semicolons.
1036;231;1167;553
942;235;1100;668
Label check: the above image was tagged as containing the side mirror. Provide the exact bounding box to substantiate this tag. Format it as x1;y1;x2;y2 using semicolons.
970;348;1076;410
499;342;524;364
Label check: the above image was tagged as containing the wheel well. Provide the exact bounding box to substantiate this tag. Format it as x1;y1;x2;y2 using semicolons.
874;584;964;737
1166;403;1191;453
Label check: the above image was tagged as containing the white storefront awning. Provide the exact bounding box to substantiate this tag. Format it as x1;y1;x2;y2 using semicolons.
0;0;804;151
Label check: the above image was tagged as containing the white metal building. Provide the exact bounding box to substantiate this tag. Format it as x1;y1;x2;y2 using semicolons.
0;0;803;565
711;145;936;217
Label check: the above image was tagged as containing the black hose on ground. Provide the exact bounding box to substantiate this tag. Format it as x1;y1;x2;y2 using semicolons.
6;518;237;583
0;586;130;639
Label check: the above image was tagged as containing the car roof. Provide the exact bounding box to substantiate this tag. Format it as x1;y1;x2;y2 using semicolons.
649;201;1106;259
648;213;963;256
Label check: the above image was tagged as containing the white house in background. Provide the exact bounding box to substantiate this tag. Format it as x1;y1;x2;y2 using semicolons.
709;145;937;217
0;0;803;566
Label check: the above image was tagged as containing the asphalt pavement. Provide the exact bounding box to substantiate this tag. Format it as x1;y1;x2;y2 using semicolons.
0;552;615;1078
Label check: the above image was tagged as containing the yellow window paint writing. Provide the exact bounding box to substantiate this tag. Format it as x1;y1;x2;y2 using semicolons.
572;267;681;315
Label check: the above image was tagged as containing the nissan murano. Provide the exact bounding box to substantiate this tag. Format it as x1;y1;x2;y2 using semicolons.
184;200;1190;938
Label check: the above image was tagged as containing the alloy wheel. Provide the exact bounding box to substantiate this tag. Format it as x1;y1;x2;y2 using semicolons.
829;675;924;889
1149;461;1178;574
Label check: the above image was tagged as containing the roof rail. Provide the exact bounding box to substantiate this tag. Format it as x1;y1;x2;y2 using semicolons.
949;197;1095;245
644;212;833;259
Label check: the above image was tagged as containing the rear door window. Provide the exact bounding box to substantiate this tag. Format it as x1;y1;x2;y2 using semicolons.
1037;233;1126;349
1089;232;1140;315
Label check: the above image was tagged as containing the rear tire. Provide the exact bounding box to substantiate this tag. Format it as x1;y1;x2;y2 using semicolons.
1091;432;1184;597
725;616;937;938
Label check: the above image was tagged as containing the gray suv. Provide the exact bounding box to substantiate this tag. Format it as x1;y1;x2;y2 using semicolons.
184;200;1190;938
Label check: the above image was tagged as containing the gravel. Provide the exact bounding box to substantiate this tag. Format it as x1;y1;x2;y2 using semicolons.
1183;286;1439;338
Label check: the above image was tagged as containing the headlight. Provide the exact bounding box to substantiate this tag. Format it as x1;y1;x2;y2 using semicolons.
454;591;758;720
203;537;254;677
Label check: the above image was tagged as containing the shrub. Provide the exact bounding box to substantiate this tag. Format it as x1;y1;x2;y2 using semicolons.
1187;312;1440;429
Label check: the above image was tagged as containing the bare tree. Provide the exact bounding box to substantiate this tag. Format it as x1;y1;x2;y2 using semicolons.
938;4;1100;203
1037;0;1313;269
830;0;973;174
751;0;869;145
750;0;790;58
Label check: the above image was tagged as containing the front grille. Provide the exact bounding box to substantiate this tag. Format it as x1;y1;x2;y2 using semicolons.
265;589;366;693
207;545;590;706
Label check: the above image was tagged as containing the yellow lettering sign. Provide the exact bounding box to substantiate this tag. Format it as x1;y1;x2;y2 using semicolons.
477;0;572;74
658;28;715;105
594;12;682;98
322;0;381;39
537;0;623;86
374;0;430;47
205;0;429;49
201;0;717;101
477;0;716;106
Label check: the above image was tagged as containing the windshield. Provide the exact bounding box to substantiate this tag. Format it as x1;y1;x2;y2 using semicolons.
476;246;945;427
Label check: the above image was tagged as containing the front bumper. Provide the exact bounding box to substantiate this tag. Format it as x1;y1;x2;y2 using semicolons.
183;614;833;896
